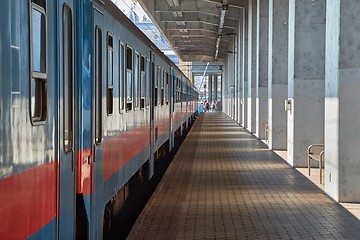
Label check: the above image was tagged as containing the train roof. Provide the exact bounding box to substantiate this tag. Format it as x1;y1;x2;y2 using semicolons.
101;0;193;85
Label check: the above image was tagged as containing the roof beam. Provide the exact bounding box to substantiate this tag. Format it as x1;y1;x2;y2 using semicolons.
159;12;237;28
165;21;235;32
154;0;241;20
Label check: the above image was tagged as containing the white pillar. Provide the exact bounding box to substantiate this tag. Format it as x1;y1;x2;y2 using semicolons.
287;0;326;167
268;0;288;150
256;0;269;139
237;9;244;126
208;74;213;101
242;6;248;127
325;0;360;202
247;0;257;132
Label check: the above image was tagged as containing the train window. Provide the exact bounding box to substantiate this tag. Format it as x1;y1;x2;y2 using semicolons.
157;67;161;105
154;65;158;107
95;26;102;144
179;81;181;102
165;72;169;105
134;53;140;109
63;4;73;153
119;42;125;112
107;33;113;116
161;70;165;106
140;56;145;109
126;46;132;111
174;78;177;103
176;78;180;102
30;1;47;124
146;59;150;107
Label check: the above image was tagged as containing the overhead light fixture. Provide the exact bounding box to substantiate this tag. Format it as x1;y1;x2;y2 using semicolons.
171;11;183;17
176;21;186;25
167;0;180;7
173;0;180;6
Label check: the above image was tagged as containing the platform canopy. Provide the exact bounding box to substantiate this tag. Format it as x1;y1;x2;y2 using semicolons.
137;0;243;62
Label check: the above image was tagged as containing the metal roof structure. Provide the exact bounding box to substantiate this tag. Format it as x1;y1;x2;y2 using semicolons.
137;0;244;62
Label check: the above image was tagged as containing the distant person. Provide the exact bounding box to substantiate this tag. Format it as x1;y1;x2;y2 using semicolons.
211;101;215;111
216;100;222;111
197;101;203;114
205;101;210;112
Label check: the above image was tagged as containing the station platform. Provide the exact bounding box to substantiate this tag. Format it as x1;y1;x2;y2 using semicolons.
128;112;360;239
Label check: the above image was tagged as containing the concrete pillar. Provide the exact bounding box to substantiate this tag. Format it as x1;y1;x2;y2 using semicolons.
233;38;238;121
325;1;360;202
208;74;213;101
223;59;229;114
241;7;248;127
287;0;325;167
255;0;268;139
220;75;223;110
237;8;244;126
268;0;288;150
212;75;215;102
213;74;218;100
247;0;257;132
231;41;236;118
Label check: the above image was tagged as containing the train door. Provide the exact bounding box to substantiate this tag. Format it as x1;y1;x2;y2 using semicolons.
58;1;76;239
169;66;174;150
149;51;155;179
92;5;105;238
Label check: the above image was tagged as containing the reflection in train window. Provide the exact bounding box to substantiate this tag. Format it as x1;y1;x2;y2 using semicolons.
95;26;102;144
63;4;73;153
134;53;140;109
146;59;150;107
140;56;145;109
154;65;158;107
30;1;47;124
161;70;165;106
157;67;161;105
165;72;169;105
126;46;133;111
107;33;113;115
119;42;125;112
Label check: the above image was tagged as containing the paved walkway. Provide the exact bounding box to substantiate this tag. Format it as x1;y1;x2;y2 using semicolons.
128;112;360;239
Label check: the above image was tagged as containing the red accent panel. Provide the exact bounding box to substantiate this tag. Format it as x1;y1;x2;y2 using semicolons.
0;162;57;239
103;125;150;181
155;118;170;140
76;149;93;195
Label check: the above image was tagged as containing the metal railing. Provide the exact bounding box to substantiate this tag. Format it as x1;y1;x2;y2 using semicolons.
307;144;325;184
265;124;269;143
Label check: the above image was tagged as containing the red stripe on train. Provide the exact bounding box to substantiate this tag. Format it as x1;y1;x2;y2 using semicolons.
103;125;151;181
103;118;170;182
0;161;57;239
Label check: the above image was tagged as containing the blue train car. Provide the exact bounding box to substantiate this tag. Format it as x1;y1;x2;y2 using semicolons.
0;0;198;239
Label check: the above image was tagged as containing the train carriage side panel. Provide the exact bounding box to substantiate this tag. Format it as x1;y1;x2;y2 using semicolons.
100;1;152;203
0;1;58;239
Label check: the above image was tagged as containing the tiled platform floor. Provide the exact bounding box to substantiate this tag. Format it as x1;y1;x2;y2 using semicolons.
128;112;360;239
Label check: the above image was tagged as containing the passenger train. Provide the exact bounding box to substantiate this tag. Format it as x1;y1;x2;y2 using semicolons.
0;0;198;239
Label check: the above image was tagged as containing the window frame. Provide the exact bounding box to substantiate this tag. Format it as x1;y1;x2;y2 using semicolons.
119;41;125;113
95;26;103;144
126;45;133;112
62;4;74;153
140;55;145;110
134;51;140;110
146;58;151;107
153;65;158;108
29;1;48;125
106;32;114;116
